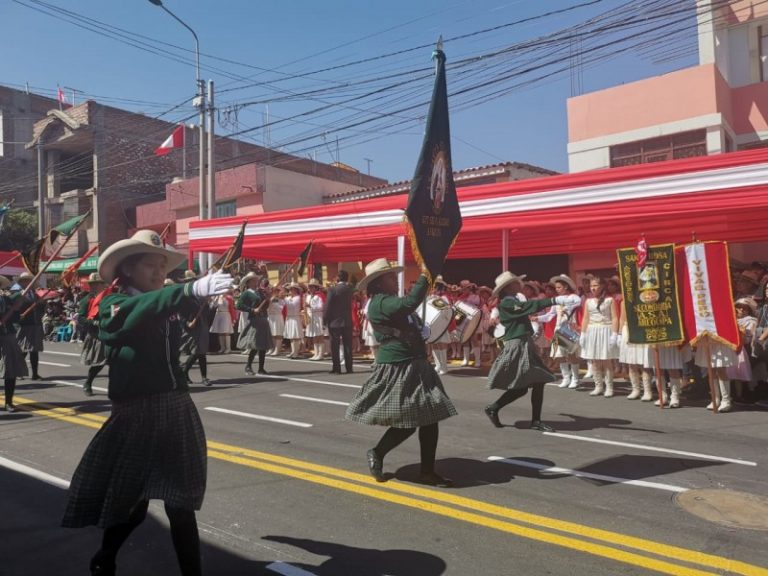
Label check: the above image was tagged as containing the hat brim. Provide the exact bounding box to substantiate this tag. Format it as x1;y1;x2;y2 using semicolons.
357;266;403;292
550;275;577;292
492;274;525;297
239;273;259;290
0;275;10;289
98;240;185;283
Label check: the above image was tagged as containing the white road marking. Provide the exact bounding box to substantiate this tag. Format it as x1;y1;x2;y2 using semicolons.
259;374;361;389
50;379;109;393
280;394;349;406
205;407;313;428
0;455;70;489
38;361;71;367
267;355;372;368
266;562;318;576
42;350;81;357
543;432;758;467
487;456;688;493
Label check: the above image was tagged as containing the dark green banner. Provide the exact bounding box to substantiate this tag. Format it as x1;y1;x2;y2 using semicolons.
404;47;462;281
617;243;684;345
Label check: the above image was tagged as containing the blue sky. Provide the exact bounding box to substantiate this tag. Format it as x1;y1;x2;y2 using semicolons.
4;0;699;181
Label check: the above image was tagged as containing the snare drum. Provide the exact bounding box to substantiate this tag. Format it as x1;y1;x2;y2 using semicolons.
416;297;453;343
453;301;482;344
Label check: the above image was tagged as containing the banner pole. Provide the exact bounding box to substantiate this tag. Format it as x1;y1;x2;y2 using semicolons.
703;336;719;414
652;345;665;409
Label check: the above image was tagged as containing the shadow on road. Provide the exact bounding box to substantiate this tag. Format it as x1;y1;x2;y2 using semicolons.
516;413;666;434
571;453;726;486
394;457;566;488
263;535;447;575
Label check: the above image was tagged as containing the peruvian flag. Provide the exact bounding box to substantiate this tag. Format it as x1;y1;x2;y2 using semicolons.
155;125;184;156
675;241;739;349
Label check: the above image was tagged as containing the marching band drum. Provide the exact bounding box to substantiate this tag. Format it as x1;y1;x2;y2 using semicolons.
416;297;453;343
453;300;482;344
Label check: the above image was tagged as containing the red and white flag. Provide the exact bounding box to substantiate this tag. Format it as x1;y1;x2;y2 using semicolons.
635;236;648;269
675;241;739;349
155;125;184;156
57;86;67;104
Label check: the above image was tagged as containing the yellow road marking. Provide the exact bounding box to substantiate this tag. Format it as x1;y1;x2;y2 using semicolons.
9;396;768;576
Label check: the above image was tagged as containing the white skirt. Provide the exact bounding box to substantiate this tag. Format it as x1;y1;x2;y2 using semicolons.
694;341;737;369
363;322;378;346
305;314;324;338
284;316;303;340
210;310;233;334
643;344;691;370
581;324;619;360
619;326;646;365
268;314;284;338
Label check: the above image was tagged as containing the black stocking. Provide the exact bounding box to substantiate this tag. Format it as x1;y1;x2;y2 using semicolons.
198;356;207;379
489;388;528;412
258;350;266;371
30;352;39;376
418;424;439;475
165;505;201;576
530;382;545;422
85;365;103;387
246;350;257;368
374;427;416;458
98;501;149;564
4;378;15;405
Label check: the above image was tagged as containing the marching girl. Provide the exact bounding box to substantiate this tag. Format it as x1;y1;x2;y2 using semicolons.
457;280;480;367
14;271;45;380
580;277;620;397
181;270;215;386
305;279;325;360
283;283;303;358
63;230;232;576
644;343;692;408
79;273;108;396
346;259;456;487
0;275;28;412
536;275;582;389
236;273;274;375
485;271;571;431
429;276;453;375
210;291;236;355
618;301;647;400
267;285;286;356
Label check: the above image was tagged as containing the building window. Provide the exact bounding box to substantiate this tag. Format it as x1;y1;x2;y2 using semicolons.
610;130;707;168
215;199;236;218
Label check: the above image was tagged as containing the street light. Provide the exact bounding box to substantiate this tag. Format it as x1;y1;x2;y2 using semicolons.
148;0;207;272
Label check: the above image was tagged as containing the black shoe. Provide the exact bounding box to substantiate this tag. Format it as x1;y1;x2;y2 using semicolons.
345;368;354;374
530;420;555;432
5;403;15;413
484;406;503;428
245;366;255;376
83;386;94;397
31;373;42;381
366;449;385;482
417;472;453;488
202;378;212;387
90;550;116;576
328;369;342;375
257;368;268;375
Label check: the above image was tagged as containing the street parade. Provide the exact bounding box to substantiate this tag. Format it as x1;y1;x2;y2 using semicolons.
2;1;768;575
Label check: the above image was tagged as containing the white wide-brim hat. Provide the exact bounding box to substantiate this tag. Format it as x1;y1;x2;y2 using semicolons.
550;274;577;292
182;269;198;282
735;297;758;315
163;278;175;286
17;271;34;283
492;271;526;297
87;272;104;284
308;278;322;288
357;258;403;292
240;271;259;290
0;275;10;290
98;230;185;283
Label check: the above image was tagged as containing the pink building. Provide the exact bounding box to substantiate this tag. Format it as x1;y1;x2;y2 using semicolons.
568;0;768;173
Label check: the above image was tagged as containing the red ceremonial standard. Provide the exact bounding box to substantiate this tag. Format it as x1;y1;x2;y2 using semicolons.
675;241;739;349
155;125;184;156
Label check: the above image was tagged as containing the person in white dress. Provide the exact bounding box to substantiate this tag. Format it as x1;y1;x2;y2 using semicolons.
429;276;453;375
283;284;303;358
305;279;325;360
457;280;481;367
210;293;235;354
618;301;647;400
361;295;379;363
729;298;757;403
580;277;620;397
536;275;582;389
267;287;286;356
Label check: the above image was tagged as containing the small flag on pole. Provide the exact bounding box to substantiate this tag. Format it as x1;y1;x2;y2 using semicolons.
0;204;10;234
210;221;247;271
60;244;99;288
155;125;185;156
635;236;648;269
297;241;313;277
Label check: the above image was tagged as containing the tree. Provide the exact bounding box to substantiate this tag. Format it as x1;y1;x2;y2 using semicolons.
0;209;38;252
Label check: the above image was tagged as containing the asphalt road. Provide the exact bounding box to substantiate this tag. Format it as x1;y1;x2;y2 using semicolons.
1;341;767;576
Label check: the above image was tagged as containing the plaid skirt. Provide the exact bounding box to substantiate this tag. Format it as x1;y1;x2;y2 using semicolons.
488;336;555;391
345;357;457;428
16;325;44;352
80;332;107;367
237;316;273;351
0;333;28;379
62;391;207;529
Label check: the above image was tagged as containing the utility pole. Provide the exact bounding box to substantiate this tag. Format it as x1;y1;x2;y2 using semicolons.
197;79;207;271
207;80;215;222
364;157;373;175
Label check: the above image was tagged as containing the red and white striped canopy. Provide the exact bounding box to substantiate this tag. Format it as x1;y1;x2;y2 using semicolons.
189;148;768;263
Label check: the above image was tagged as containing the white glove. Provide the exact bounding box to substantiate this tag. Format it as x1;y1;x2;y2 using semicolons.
579;333;587;348
192;271;233;299
610;332;619;347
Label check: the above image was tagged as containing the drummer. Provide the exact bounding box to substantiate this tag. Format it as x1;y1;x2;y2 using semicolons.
428;275;452;375
457;280;481;367
484;271;572;432
345;259;457;487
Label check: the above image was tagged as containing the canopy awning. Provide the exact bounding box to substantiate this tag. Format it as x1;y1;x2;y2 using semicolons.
189;148;768;262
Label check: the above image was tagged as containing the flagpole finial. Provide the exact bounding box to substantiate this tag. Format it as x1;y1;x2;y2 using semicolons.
436;36;443;51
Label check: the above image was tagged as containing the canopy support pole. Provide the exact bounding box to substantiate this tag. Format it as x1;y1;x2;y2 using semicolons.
397;235;405;297
501;229;509;272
